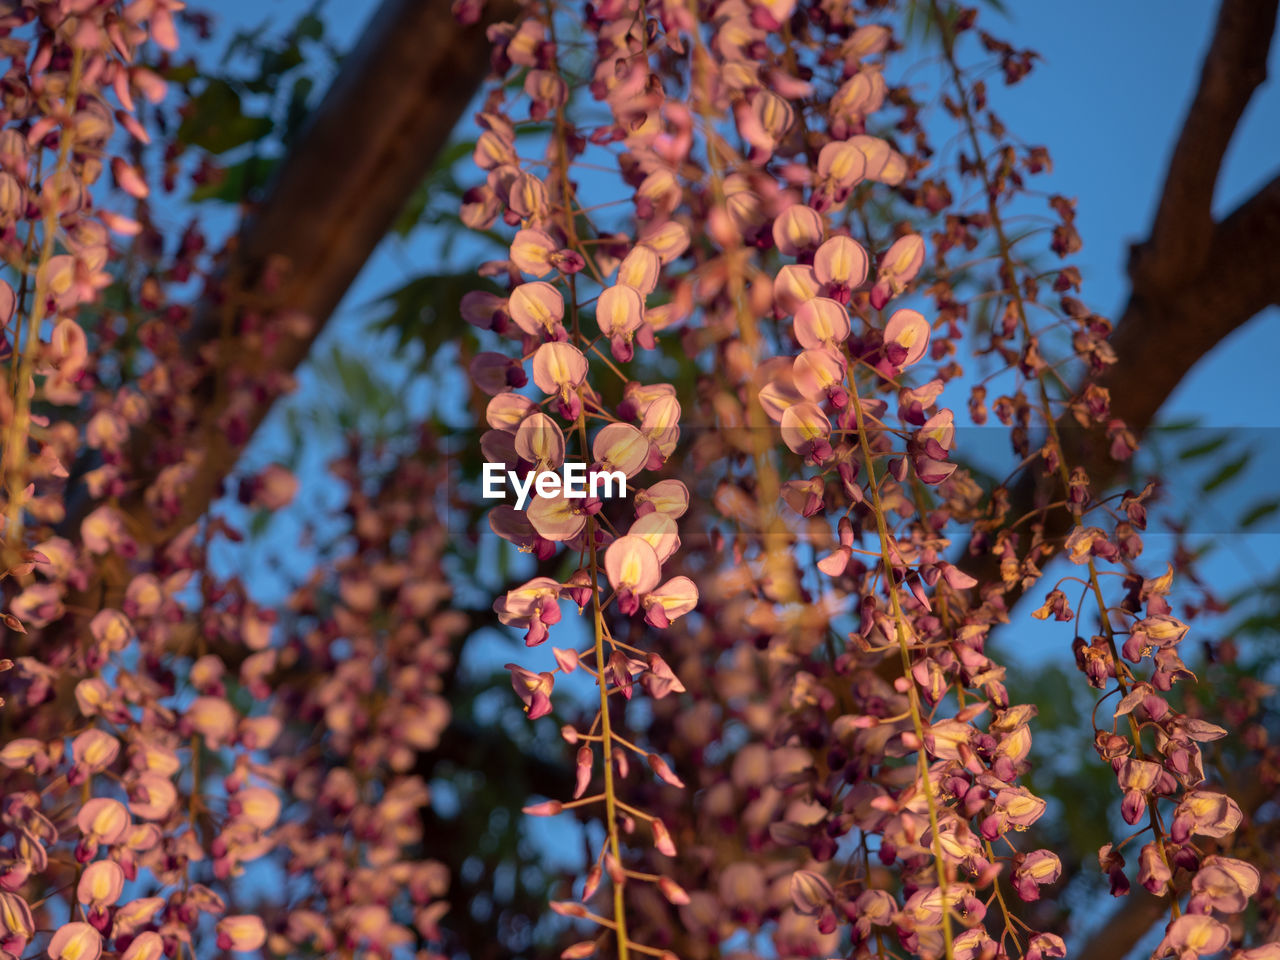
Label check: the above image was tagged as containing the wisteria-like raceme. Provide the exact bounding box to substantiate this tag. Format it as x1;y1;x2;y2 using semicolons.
0;2;460;957
459;1;1278;960
0;0;1275;959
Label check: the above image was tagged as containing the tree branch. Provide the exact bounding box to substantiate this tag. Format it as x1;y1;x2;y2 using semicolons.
967;170;1280;596
964;0;1280;591
63;0;518;543
1130;0;1278;289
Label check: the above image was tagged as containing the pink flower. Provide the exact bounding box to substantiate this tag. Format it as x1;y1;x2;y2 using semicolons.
506;663;555;720
527;492;588;543
883;308;931;368
773;204;825;257
628;513;680;564
872;234;925;308
1139;841;1172;895
47;922;102;960
642;577;698;629
790;870;834;914
634;479;689;518
1156;914;1230;959
187;696;238;747
793;348;848;407
495;577;563;646
593;423;650;477
641;220;690;263
510;228;558;277
616;245;661;295
849;134;907;184
773;263;820;316
531;342;588;420
508;281;566;338
1189;855;1260;913
1026;933;1067;960
604;536;663;615
76;861;124;909
216;915;267;952
780;402;833;464
126;771;178;821
794;297;851;350
70;729;119;780
814;140;867;208
1171;790;1243;842
120;932;164;960
596;284;646;361
233;787;282;831
0;891;34;956
77;798;130;847
1013;850;1061;901
737;89;794;160
514;414;566;472
813;236;868;302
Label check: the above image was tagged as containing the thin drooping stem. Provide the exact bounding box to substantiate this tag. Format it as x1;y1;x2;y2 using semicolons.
579;417;631;960
932;0;1181;911
4;49;83;557
846;365;956;960
686;0;799;606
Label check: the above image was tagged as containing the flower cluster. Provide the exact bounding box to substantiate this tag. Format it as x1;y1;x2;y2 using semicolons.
0;0;1274;959
457;2;1277;960
0;4;461;957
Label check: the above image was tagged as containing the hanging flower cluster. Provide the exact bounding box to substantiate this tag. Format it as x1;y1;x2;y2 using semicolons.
0;0;1273;958
0;3;463;957
458;1;1276;960
462;6;705;954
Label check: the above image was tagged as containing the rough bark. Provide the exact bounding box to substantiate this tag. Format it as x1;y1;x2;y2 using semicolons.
970;3;1280;955
62;0;519;543
964;0;1280;593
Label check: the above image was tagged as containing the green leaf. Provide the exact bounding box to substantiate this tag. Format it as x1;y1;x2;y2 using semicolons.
392;181;433;238
178;80;274;154
371;272;501;360
188;155;280;203
164;60;201;84
1178;435;1228;461
284;75;316;143
392;138;476;237
249;509;273;538
295;12;325;41
1240;499;1280;530
1201;453;1250;493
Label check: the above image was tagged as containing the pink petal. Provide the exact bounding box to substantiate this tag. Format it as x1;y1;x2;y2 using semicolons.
593;423;649;476
772;204;825;257
508;281;565;337
616;246;660;295
794;297;850;349
515;413;566;468
773;263;820;316
883;308;930;367
780;402;832;455
814;235;869;288
603;535;662;594
532;342;587;396
596;283;645;337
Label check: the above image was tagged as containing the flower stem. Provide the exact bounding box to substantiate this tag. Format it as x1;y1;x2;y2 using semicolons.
847;367;955;960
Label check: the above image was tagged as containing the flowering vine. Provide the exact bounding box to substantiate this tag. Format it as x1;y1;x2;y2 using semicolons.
0;1;1274;959
459;1;1277;960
